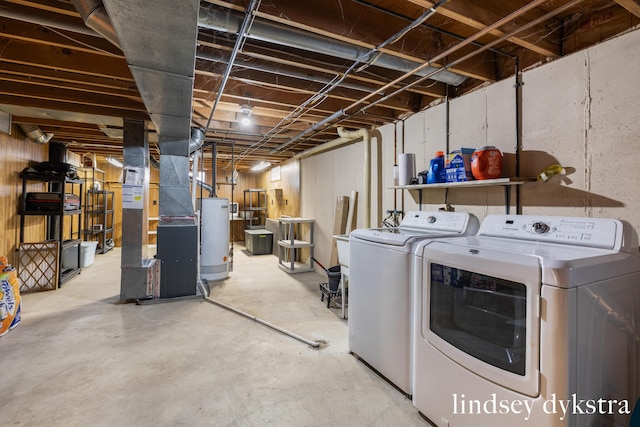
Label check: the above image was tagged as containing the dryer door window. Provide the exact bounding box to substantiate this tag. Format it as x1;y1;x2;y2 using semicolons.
429;263;527;375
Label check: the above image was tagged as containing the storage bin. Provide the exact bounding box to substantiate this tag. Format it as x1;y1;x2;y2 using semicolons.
62;241;98;269
244;229;273;255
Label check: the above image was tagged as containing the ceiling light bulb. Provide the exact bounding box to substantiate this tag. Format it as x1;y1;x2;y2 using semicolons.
239;104;253;126
251;161;271;171
106;157;123;168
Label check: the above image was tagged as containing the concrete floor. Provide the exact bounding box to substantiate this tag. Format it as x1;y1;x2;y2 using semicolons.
1;245;427;426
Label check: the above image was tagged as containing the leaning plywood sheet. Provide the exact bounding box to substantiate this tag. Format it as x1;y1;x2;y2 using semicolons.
330;196;349;266
18;242;59;292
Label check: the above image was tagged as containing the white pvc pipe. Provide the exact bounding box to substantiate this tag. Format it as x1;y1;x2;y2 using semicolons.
337;127;371;228
294;127;376;228
292;136;354;159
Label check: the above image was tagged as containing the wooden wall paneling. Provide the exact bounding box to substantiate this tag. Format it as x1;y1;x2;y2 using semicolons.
106;183;123;247
148;183;159;246
1;125;48;267
102;161;124;183
98;159;128;248
263;159;300;219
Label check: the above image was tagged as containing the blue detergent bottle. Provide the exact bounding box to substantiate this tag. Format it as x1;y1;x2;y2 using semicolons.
426;151;446;183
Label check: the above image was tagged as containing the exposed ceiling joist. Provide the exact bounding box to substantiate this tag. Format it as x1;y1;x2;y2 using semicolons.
614;0;640;17
0;0;637;171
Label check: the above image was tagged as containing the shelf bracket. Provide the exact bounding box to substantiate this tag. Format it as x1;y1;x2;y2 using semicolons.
504;185;511;214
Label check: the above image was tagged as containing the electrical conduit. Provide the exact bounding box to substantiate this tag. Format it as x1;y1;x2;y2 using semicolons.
203;297;321;348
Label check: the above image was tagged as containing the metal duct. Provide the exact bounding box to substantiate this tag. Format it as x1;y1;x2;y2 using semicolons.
102;0;199;214
102;0;198;140
196;50;377;93
198;6;467;87
147;127;204;171
18;124;53;144
0;6;99;37
100;0;201;298
191;178;215;197
189;127;205;154
71;0;120;48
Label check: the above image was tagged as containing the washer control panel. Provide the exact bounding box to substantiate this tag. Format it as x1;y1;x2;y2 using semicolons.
400;211;479;234
479;215;622;250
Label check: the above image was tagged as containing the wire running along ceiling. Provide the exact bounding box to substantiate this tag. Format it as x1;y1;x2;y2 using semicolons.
0;0;637;171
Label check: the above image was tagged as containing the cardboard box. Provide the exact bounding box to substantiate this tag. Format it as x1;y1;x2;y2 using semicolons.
445;148;474;182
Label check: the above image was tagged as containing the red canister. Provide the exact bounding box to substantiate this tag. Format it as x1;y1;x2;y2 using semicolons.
471;146;502;180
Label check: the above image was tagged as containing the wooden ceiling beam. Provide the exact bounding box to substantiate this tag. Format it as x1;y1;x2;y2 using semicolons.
0;94;149;120
406;0;561;57
193;73;408;124
255;7;488;84
0;72;142;102
203;0;492;85
0;38;133;79
0;17;122;57
197;37;453;97
194;62;423;113
0;62;138;92
3;0;80;17
0;80;147;113
614;0;640;17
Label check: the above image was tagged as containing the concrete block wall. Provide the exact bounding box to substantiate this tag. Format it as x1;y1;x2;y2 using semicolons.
301;27;640;268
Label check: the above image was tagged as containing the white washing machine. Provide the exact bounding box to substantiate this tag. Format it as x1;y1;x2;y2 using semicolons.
348;211;479;396
412;214;640;426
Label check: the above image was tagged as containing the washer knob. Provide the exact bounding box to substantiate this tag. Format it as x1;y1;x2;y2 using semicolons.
531;221;550;234
427;215;436;223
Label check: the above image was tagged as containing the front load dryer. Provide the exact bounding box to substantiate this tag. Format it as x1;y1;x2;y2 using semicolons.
412;214;640;426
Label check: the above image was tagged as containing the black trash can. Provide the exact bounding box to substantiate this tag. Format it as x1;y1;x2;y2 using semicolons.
327;265;341;291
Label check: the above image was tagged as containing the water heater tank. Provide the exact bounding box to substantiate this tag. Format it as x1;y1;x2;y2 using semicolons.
200;198;230;281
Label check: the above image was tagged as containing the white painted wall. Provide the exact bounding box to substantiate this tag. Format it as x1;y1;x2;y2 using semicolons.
300;27;640;269
300;138;378;268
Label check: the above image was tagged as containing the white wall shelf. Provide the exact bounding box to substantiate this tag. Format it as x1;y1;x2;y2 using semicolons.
392;177;534;213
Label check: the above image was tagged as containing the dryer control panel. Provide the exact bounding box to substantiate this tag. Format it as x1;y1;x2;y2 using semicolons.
478;214;624;250
401;211;479;233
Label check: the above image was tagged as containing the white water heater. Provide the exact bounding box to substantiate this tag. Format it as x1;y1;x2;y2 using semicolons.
200;198;230;281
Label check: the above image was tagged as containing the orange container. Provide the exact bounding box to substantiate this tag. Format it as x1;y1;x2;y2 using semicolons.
471;146;502;180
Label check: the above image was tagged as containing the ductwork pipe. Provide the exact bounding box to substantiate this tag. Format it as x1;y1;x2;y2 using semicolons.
0;7;99;37
189;127;206;206
149;127;204;170
198;6;466;87
189;127;205;154
71;0;121;48
18;124;53;145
